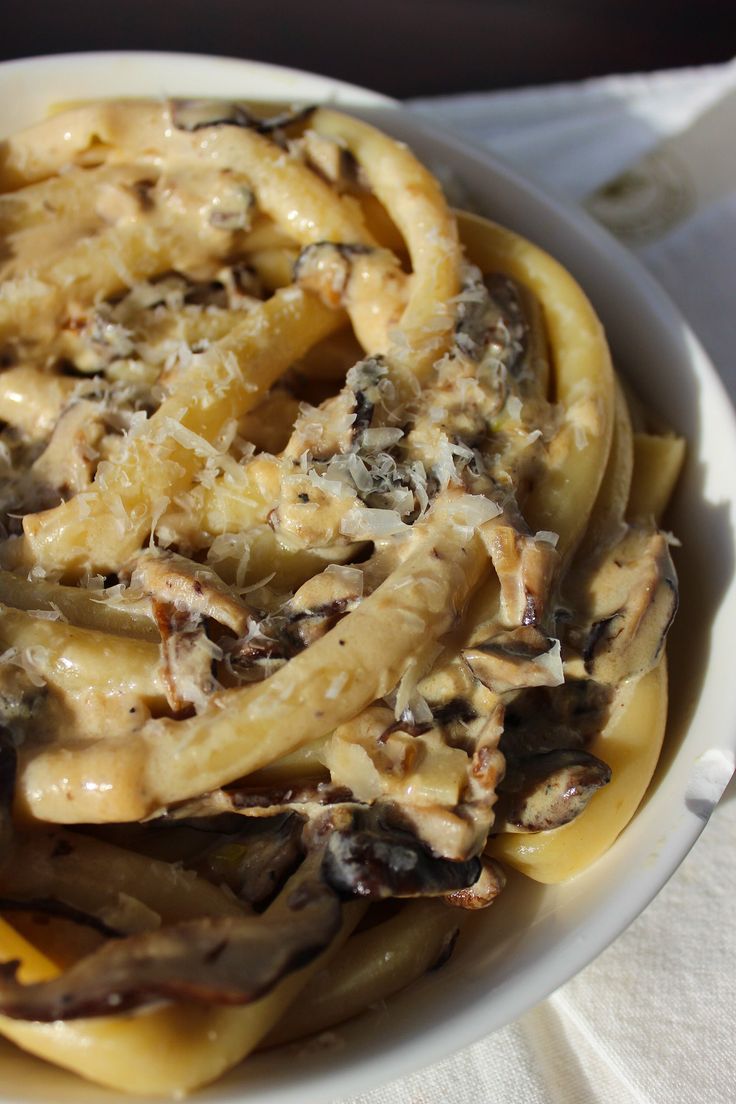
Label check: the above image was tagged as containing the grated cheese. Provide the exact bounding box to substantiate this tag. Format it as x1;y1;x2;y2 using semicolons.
340;507;408;539
324;671;349;700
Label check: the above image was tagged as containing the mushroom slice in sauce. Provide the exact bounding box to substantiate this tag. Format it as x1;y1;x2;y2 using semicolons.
485;274;547;383
293;244;406;352
227;641;287;683
345;355;391;435
0;853;341;1021
294;242;376;310
164;781;357;823
56;305;137;373
444;856;506;910
500;679;612;761
192;814;306;908
0;827;243;936
133;550;255;711
280;563;363;650
320;806;481;901
324;707;472;819
567;527;677;685
131;549;252;636
0;896;122;940
494;748;611;832
482;525;559;629
229;563;363;675
300;130;357;190
454;270;548;389
152;601;218;714
463;626;563;694
30;399;105;498
170;100;314;136
283;387;358;460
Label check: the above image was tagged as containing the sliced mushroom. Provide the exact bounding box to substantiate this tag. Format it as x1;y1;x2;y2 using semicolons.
320;807;481;901
155;166;257;243
134;549;251;711
131;549;252;635
153;601;218;714
294;242;375;310
170;100;314;136
430;695;478;728
288;562;363;614
281;563;363;650
205;179;255;232
301;130;357;190
193;814;305;907
367;668;506;861
463;626;563;694
486;274;549;394
31;399;105;496
444;856;506;910
494;748;611;832
566;526;677;685
228;637;287;682
345;355;390;435
0;853;340;1021
271;468;358;547
444;705;506;859
228;564;363;678
294;244;406;353
500;679;612;760
0;896;122;939
0;828;243;934
481;525;559;629
165;780;356;823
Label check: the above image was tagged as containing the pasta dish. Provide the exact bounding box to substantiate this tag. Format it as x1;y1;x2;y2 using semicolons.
0;98;683;1094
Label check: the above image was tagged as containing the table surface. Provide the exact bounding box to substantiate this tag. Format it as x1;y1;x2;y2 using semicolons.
1;1;733;98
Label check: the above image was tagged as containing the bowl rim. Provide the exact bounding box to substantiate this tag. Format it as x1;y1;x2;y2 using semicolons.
0;48;734;1104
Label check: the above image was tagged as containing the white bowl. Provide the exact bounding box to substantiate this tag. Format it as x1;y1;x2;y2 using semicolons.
0;50;734;1104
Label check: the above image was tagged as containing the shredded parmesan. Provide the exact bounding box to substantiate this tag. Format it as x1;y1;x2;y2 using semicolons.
324;671;349;700
340;507;408;539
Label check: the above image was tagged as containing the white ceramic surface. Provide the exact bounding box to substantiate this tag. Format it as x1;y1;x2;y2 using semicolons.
0;51;734;1104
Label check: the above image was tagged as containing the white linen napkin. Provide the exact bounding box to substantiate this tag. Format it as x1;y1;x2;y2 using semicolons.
337;62;736;1104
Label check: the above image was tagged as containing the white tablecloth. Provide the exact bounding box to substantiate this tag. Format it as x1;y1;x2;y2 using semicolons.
339;60;736;1104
